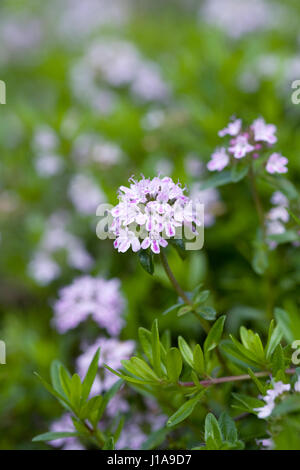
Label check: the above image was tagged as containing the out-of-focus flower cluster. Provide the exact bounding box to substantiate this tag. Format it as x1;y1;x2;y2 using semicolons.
207;117;288;175
28;212;93;285
265;191;300;249
32;125;64;178
72;133;124;168
200;0;281;39
266;192;289;249
109;175;202;254
53;276;125;335
70;39;170;114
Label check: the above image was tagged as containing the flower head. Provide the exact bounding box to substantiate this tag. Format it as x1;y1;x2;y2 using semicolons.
53;275;125;335
251;117;277;144
109;176;201;254
228;134;255;159
207;147;229;171
266;153;288;174
208;117;287;176
218;118;242;137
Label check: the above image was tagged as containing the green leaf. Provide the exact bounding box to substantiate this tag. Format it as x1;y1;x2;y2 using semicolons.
247;368;266;395
103;437;115;450
220;340;260;369
122;357;159;382
166;347;182;382
272;395;300;418
232;393;264;414
268;230;299;244
275;307;300;343
96;379;123;422
104;364;153;386
231;163;249;183
59;365;72;399
229;335;261;364
204;315;226;357
218;412;237;443
113;416;125;443
138;250;154;275
178;336;194;368
272;344;285;376
70;373;82;411
79;395;103;421
265;321;283;361
201;171;233;190
193;344;205;375
167;392;205;427
72;417;88;435
82;347;100;402
252;242;268;275
50;360;66;397
161;330;171;350
193;289;210;304
138;327;153;362
33;431;80;442
141;427;168;450
177;305;192;317
195;306;217;321
264;175;299;201
34;372;72;412
205;413;223;448
240;327;265;362
169;238;186;260
162;303;182;316
151;319;162;377
287;209;300;226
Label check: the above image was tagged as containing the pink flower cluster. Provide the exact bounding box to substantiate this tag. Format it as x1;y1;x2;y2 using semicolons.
109;176;201;254
53;275;125;335
207;117;288;175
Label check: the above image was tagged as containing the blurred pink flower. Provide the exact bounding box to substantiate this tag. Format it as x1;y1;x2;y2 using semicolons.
251;117;277;144
266;153;288;174
228;134;254;159
207;147;229;171
218;118;242;137
53;276;125;335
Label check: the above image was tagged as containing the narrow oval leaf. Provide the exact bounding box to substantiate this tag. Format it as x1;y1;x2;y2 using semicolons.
167;396;200;427
193;344;205;375
204;315;226;356
166;347;182;382
178;336;194;368
205;413;223;447
138;250;154;275
82;347;100;402
33;431;80;442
